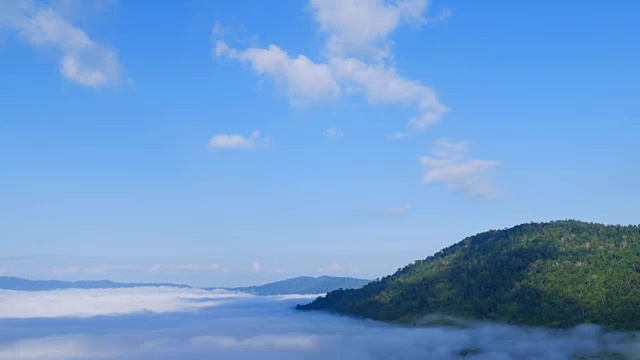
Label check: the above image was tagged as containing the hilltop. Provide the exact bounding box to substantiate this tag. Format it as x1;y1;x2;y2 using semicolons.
298;221;640;330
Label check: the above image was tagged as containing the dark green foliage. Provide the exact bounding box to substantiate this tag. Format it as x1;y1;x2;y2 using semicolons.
298;221;640;330
222;276;371;296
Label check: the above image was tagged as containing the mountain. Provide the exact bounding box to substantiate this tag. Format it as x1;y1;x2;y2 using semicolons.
298;221;640;330
218;276;371;295
0;275;370;295
0;277;190;291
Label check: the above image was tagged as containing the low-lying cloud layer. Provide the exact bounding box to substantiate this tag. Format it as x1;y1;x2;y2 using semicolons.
0;287;246;319
0;287;637;359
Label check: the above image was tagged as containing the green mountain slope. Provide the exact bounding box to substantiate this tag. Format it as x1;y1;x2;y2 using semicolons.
298;221;640;330
218;276;370;295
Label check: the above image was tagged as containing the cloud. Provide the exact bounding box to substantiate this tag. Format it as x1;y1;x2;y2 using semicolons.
323;127;343;139
214;0;447;131
0;287;247;319
207;129;269;150
0;336;121;360
192;334;319;352
249;261;284;275
0;1;127;87
387;131;410;140
251;261;262;273
328;56;447;130
147;263;228;274
51;265;109;276
427;7;453;25
319;263;341;274
389;203;412;214
358;203;414;217
420;139;499;197
216;42;340;106
0;292;635;359
310;0;427;60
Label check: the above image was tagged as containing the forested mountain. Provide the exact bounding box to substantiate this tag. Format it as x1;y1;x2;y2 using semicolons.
298;221;640;330
0;277;190;291
222;276;370;295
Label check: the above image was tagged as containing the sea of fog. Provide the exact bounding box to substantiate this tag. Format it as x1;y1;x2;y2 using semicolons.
0;287;637;359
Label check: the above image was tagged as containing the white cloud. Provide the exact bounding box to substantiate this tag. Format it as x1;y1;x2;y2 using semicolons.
211;21;225;37
0;1;126;87
420;139;499;197
147;263;228;273
192;334;319;352
207;129;268;151
328;56;447;130
389;203;412;214
323;127;343;139
51;265;109;276
249;261;285;274
310;0;427;60
387;131;410;140
173;263;222;272
251;261;262;273
0;294;634;359
216;41;340;106
0;287;249;319
319;263;341;274
0;336;121;360
214;0;448;132
427;7;453;25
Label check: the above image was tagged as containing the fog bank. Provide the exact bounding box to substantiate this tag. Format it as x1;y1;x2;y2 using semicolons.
0;287;637;359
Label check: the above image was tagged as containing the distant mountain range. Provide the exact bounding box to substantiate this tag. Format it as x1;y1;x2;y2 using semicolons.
218;276;371;295
0;276;190;291
299;221;640;330
0;275;371;295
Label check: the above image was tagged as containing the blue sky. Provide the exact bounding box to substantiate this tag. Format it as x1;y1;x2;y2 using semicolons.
1;0;639;286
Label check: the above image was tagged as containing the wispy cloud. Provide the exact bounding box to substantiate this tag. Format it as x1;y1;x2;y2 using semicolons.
387;131;411;140
389;203;413;214
192;334;319;352
207;129;269;151
51;265;109;276
251;261;263;273
420;139;499;197
214;0;447;132
426;7;453;25
147;263;228;274
0;1;127;87
250;261;284;274
323;127;343;139
319;263;341;274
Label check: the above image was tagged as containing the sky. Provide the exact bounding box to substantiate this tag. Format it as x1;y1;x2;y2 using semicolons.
0;287;637;359
0;0;639;286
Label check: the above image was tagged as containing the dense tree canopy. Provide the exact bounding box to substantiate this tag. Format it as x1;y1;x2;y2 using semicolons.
298;221;640;330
